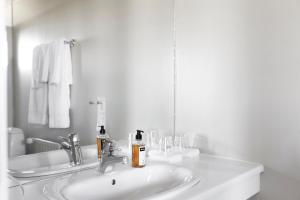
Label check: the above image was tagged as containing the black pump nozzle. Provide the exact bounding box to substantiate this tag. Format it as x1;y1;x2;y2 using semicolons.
136;130;144;140
100;126;105;134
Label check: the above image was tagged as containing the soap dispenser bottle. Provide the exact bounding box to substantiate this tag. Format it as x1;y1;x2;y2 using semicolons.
96;126;107;161
132;130;146;168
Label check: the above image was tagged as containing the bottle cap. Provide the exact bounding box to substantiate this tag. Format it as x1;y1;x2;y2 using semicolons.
136;130;144;140
100;126;105;134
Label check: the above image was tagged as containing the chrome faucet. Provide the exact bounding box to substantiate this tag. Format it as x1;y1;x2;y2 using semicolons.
98;138;126;173
58;133;83;166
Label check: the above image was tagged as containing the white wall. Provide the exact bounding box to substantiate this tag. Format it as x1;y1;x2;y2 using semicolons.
6;0;13;127
7;27;13;127
13;0;174;146
175;0;300;199
0;0;9;198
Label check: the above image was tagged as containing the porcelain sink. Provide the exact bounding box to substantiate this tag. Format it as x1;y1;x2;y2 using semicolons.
43;163;200;200
8;145;98;178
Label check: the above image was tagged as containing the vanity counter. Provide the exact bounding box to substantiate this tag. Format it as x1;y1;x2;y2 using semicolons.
8;150;263;200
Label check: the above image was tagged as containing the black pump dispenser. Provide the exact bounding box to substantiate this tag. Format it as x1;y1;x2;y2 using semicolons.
136;130;143;140
100;126;105;135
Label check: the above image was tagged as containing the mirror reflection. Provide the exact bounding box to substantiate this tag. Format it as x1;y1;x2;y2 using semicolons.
8;0;174;157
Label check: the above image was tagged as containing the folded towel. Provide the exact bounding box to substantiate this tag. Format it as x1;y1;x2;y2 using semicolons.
28;40;73;127
48;40;72;128
48;40;72;85
28;45;49;124
28;84;48;124
39;44;51;83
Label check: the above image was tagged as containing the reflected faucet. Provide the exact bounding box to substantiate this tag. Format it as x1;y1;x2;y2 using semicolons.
58;133;83;166
98;138;126;173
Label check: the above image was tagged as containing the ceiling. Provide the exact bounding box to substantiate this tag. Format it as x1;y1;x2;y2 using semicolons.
12;0;73;26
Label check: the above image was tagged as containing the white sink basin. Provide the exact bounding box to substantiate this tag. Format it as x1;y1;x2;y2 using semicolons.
8;145;98;178
43;163;200;200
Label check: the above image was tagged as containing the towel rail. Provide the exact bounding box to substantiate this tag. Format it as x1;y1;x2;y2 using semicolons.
64;39;76;47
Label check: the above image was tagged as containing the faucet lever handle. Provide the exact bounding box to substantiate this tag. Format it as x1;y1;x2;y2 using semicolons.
106;139;121;155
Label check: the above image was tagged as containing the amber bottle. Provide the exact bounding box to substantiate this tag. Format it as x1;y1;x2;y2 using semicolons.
132;130;146;168
96;126;106;161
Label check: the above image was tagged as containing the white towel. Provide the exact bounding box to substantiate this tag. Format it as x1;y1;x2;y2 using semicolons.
48;40;72;128
28;45;49;124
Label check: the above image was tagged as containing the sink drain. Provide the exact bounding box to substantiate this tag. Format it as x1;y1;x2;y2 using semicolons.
112;179;116;185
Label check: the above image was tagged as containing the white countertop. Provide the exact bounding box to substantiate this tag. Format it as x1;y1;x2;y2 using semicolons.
8;152;263;200
171;154;263;200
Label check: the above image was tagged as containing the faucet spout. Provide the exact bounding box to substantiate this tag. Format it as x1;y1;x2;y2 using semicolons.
98;139;126;173
58;132;83;166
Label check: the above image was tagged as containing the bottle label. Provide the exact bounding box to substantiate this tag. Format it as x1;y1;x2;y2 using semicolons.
139;146;146;166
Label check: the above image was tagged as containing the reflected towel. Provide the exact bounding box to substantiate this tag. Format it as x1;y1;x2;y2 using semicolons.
28;45;49;124
48;40;72;128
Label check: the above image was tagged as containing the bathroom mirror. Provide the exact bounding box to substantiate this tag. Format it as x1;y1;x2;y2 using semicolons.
8;0;175;155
